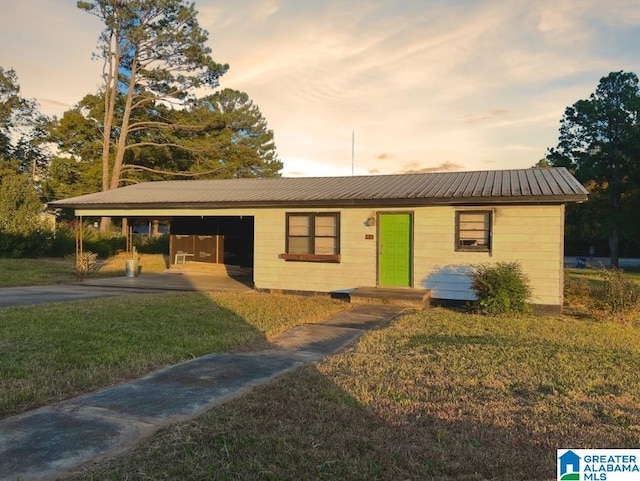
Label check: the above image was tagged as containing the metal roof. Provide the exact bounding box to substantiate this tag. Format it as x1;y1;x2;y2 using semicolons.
49;167;588;210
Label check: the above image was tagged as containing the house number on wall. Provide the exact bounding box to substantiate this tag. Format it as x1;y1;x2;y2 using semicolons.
365;234;374;240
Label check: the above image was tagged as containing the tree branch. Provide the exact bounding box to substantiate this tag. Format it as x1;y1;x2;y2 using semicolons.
122;141;211;153
120;163;222;177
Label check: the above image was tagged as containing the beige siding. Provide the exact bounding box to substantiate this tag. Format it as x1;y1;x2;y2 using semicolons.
254;204;564;307
414;205;565;307
253;208;378;292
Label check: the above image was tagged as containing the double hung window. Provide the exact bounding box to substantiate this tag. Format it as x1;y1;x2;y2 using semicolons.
283;213;340;261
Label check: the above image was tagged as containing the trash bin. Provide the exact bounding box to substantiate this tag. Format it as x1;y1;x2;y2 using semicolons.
576;257;586;269
125;259;139;277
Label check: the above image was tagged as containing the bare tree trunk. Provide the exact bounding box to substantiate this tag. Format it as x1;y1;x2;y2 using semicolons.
609;190;622;268
99;216;112;232
99;29;120;233
609;227;619;268
108;54;138;192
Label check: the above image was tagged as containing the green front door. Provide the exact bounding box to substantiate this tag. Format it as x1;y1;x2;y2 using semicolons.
378;213;412;287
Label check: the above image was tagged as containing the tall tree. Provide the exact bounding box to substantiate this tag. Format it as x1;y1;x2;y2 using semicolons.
547;71;640;267
78;0;228;229
172;89;282;179
48;94;104;164
46;94;105;200
0;67;48;178
49;88;282;190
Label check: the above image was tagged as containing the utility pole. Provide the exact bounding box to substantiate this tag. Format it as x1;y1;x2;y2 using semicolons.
351;131;355;175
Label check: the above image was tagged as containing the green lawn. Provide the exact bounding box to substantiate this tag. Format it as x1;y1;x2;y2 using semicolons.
0;257;78;286
0;292;346;418
565;265;640;285
70;308;640;480
0;254;169;287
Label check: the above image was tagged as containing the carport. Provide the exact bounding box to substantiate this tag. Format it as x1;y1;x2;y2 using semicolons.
67;210;255;286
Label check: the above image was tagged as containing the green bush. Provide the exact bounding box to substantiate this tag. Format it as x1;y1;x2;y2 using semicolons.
50;226;76;257
589;268;640;323
0;230;54;258
50;222;126;259
470;261;532;315
0;175;54;257
135;234;169;254
84;234;125;259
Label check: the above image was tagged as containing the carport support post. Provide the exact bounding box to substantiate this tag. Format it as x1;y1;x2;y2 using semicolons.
75;216;83;278
121;217;129;237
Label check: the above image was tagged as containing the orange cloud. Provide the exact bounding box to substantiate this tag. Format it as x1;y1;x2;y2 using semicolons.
396;161;464;174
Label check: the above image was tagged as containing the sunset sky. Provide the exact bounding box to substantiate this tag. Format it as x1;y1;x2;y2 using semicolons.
2;0;640;177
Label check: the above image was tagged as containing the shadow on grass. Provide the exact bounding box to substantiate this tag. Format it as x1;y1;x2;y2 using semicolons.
0;271;352;481
0;291;272;418
0;262;343;420
66;308;640;481
64;361;620;481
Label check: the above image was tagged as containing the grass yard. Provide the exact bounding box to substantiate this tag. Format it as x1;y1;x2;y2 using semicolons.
70;308;640;481
566;265;640;286
0;254;169;287
0;292;346;418
0;257;79;286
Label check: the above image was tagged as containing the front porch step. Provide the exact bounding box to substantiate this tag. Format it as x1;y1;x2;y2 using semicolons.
349;287;431;308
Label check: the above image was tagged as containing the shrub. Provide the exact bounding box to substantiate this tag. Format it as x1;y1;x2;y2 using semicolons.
50;225;76;257
84;234;125;258
51;222;126;258
563;275;591;308
470;261;532;315
0;175;54;257
135;234;169;254
70;251;99;281
0;230;54;257
589;268;640;324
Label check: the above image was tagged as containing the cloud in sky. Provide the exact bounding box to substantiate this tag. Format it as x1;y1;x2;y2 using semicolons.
2;0;640;177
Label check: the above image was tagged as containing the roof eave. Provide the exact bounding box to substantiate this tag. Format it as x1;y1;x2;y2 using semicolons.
50;194;589;212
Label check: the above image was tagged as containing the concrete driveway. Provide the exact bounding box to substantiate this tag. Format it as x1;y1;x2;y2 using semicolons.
0;284;159;308
82;269;253;292
0;271;253;308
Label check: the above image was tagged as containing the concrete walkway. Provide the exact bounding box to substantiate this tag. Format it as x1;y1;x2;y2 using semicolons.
0;304;406;481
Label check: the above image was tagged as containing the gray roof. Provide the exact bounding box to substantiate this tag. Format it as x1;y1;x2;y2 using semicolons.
49;167;588;210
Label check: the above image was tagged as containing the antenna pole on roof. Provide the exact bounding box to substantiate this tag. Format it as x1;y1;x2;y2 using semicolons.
351;131;355;176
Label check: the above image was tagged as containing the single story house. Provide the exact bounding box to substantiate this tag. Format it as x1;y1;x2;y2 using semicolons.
50;167;588;314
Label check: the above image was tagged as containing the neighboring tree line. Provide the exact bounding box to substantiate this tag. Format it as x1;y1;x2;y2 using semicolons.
0;0;281;256
543;70;640;267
